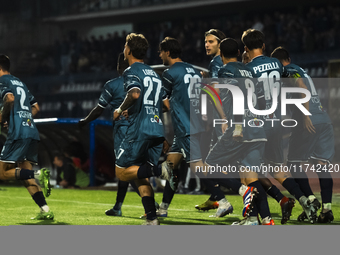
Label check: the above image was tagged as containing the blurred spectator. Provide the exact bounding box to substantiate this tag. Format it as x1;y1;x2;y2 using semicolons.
53;152;90;188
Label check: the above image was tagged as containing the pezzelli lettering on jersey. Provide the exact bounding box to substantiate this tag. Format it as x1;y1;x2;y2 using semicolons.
253;62;279;74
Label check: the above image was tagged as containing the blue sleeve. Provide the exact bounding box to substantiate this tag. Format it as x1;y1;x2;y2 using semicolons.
279;62;290;78
162;70;173;99
161;87;168;101
98;81;113;108
209;61;220;79
286;66;302;79
27;89;37;105
123;68;142;92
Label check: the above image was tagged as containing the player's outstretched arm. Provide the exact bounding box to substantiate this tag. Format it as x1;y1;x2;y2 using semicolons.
79;105;104;128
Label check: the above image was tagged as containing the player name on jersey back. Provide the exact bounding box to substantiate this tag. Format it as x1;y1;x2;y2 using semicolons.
10;80;24;86
142;69;158;77
252;62;279;74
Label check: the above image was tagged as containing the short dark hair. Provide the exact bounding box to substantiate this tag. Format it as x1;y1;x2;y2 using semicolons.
271;46;290;62
220;38;239;58
126;33;149;60
159;37;182;59
0;55;10;72
117;52;129;75
241;29;265;50
205;29;226;42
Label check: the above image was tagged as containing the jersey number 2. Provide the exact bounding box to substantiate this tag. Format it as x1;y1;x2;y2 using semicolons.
16;87;29;110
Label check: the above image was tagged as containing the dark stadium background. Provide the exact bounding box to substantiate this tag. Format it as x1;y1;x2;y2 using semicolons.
0;0;339;188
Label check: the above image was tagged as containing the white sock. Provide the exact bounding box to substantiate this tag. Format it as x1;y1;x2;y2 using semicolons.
238;184;248;197
160;202;169;210
34;170;41;178
323;203;331;211
218;198;228;204
41;205;50;213
308;195;316;202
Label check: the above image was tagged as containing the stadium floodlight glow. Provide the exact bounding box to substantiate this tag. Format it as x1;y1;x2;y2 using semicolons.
33;118;58;123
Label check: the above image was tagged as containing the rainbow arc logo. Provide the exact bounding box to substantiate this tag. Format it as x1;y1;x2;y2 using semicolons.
199;83;222;107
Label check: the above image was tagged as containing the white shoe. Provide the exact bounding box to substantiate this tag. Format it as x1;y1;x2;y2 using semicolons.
232;216;259;225
299;196;317;224
157;207;168;217
142;218;160;225
210;199;233;218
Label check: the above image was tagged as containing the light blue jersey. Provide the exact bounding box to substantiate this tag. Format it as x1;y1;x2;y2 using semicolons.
218;61;266;142
122;62;164;142
208;55;224;138
246;55;289;130
0;74;39;141
98;76;129;132
285;63;331;125
162;62;205;137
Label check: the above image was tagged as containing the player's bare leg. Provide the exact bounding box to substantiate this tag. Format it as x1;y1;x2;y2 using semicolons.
0;162;19;180
0;160;53;220
166;153;183;170
19;161;41;195
115;165;139;181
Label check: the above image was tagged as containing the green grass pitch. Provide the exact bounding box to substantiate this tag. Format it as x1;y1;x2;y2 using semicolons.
0;185;339;226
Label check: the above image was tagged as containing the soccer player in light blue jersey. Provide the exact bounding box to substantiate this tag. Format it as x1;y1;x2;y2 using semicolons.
195;29;229;212
156;37;235;218
271;47;335;223
113;33;175;225
204;38;274;225
0;54;53;220
79;52;143;217
242;29;318;223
